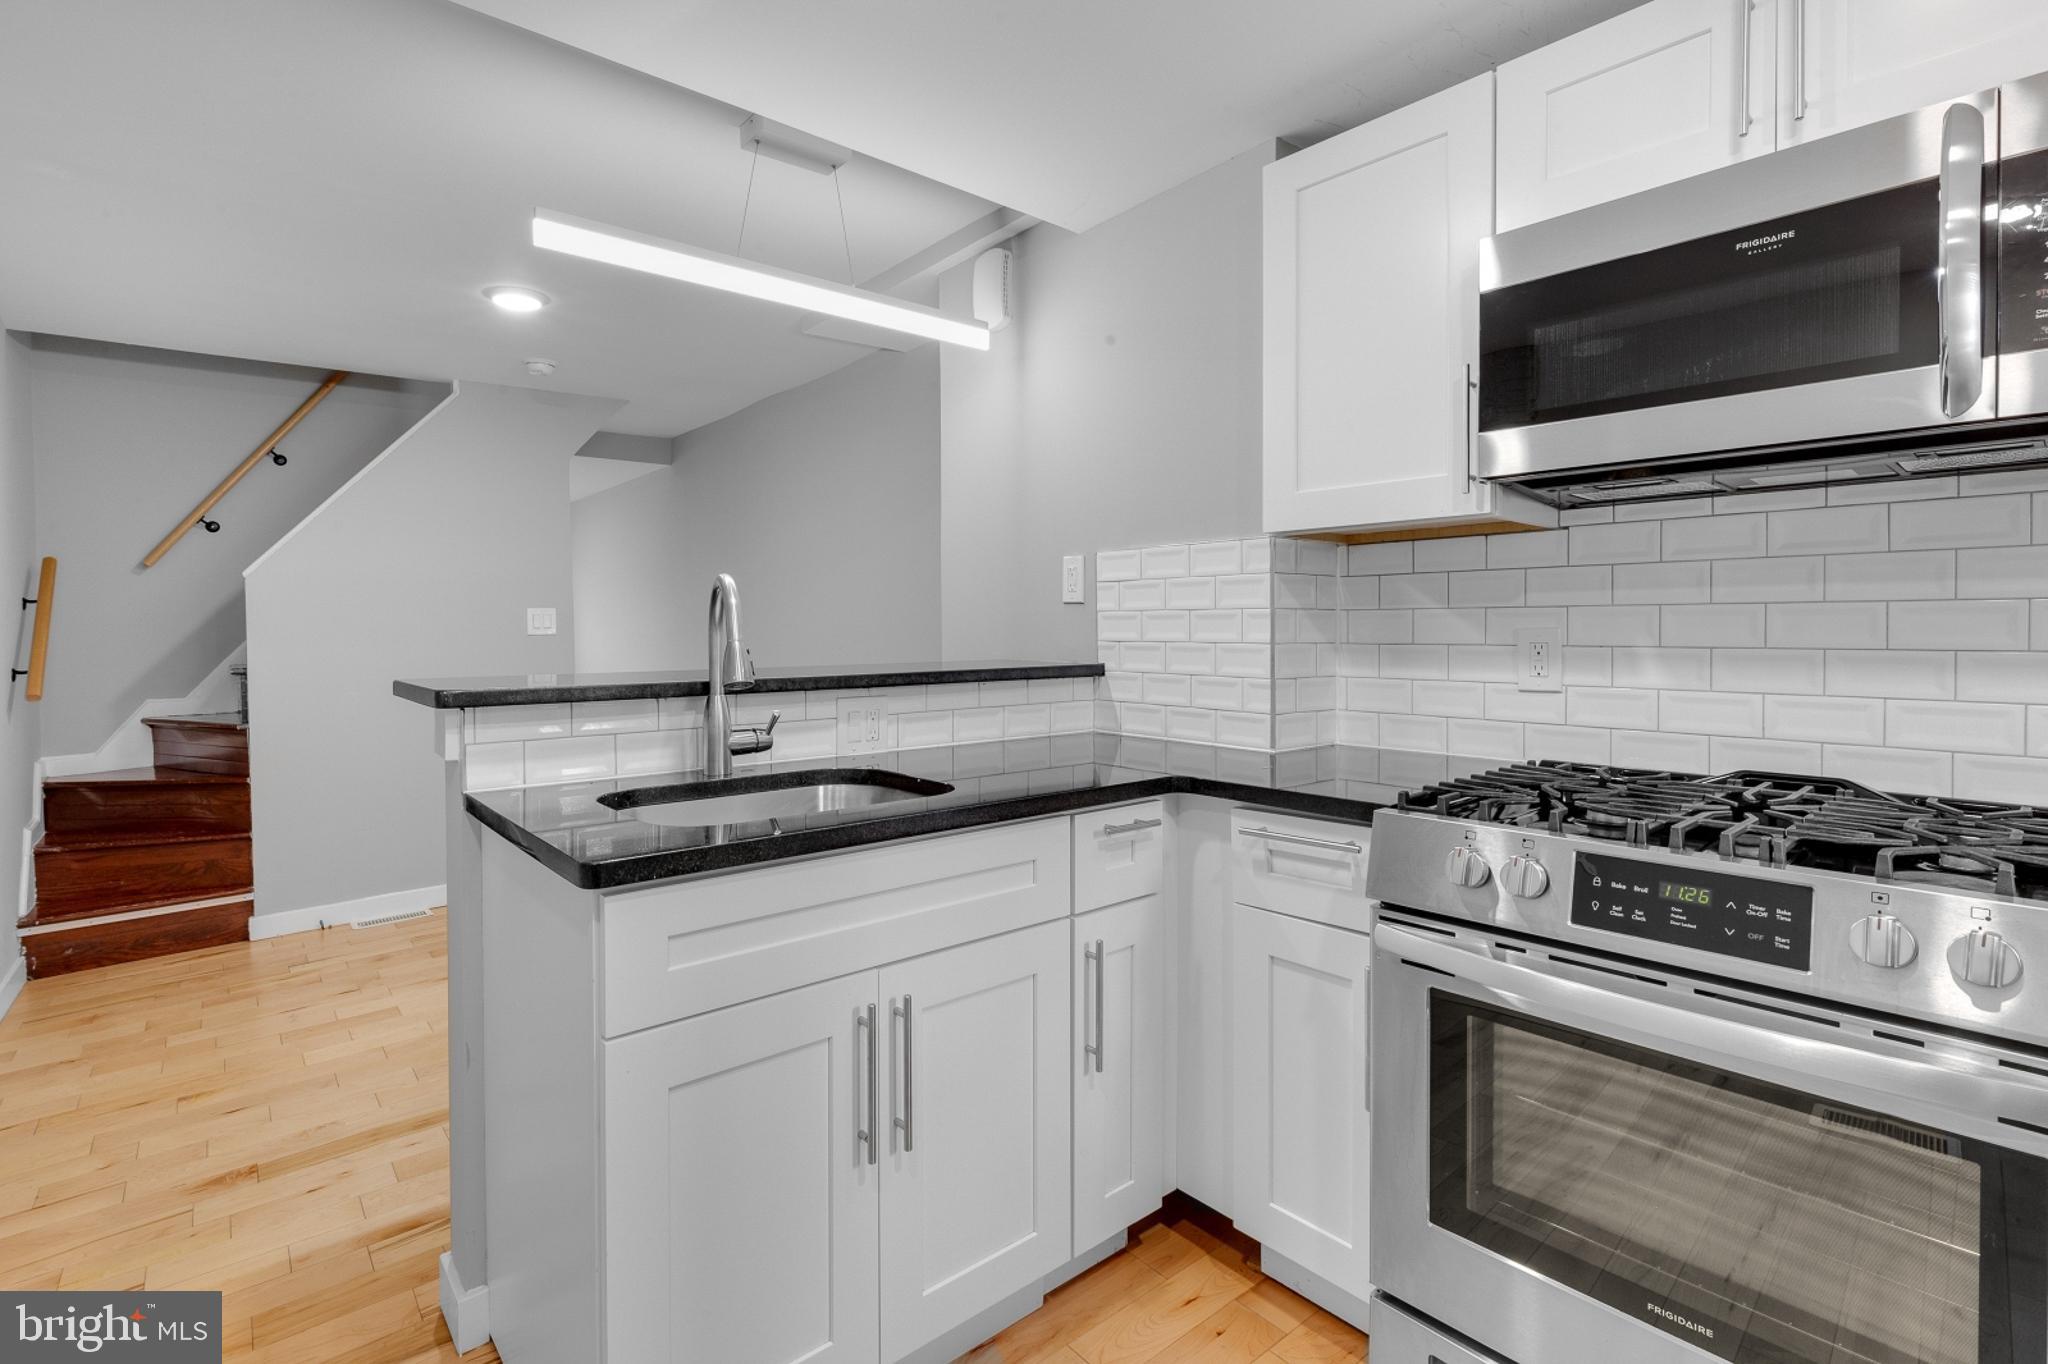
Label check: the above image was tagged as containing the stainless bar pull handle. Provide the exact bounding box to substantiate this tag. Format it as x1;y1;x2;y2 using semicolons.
1098;817;1162;838
1937;101;1987;418
1084;940;1105;1073
857;1003;877;1165
1240;826;1363;855
1737;0;1754;137
1462;363;1477;489
1792;0;1807;120
893;995;914;1153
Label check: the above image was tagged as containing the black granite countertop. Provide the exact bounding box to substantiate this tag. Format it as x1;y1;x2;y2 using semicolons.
395;660;1104;709
467;733;1492;889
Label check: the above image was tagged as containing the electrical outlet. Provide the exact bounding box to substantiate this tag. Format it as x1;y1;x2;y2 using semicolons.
525;606;557;636
1516;626;1563;692
836;696;888;754
1061;554;1085;604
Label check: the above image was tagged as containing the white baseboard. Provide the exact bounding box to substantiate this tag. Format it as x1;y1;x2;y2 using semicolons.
1260;1248;1372;1332
0;950;24;1024
40;645;247;779
438;1251;491;1354
247;884;448;940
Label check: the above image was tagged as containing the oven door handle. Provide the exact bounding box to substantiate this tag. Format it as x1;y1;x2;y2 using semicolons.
1376;922;2048;1145
1937;100;1987;418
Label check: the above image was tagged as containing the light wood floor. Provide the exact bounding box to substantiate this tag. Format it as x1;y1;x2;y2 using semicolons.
0;912;1366;1364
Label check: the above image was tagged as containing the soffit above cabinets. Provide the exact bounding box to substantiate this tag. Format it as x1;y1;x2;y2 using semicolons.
447;0;1645;233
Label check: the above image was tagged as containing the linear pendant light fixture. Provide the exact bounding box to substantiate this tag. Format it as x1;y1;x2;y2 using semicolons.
532;208;991;351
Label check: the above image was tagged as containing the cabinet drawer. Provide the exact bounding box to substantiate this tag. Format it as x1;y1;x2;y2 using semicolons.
1072;800;1165;912
599;819;1072;1036
1231;810;1371;931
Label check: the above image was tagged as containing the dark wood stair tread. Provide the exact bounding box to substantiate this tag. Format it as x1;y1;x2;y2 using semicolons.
23;899;254;977
142;713;247;732
44;765;247;787
35;828;253;853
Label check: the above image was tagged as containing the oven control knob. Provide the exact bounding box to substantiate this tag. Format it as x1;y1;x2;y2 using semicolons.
1849;912;1917;969
1500;855;1549;899
1445;846;1492;889
1952;928;2024;991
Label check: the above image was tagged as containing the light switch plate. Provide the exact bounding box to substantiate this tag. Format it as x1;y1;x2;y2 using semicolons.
1515;627;1562;692
836;696;888;754
1061;554;1085;604
526;606;558;636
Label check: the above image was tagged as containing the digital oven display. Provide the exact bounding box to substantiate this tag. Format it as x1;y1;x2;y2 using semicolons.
1569;853;1814;971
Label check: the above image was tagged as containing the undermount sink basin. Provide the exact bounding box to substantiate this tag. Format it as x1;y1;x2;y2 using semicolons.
598;768;954;828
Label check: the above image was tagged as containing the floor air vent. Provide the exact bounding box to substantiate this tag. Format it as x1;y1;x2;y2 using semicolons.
1811;1103;1959;1156
354;907;435;929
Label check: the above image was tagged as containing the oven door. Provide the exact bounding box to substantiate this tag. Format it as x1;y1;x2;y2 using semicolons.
1372;921;2048;1364
1478;89;1998;483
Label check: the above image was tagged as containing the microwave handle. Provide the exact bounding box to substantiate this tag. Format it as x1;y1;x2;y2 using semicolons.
1937;101;1987;418
1375;921;2048;1147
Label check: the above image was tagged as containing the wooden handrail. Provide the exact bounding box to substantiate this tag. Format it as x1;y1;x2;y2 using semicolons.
142;370;349;568
14;556;55;701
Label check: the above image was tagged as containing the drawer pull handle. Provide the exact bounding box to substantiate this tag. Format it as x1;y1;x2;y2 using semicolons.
1099;817;1162;838
1240;826;1362;855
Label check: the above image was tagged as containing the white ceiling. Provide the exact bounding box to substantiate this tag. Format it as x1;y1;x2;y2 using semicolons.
450;0;1644;233
0;0;997;435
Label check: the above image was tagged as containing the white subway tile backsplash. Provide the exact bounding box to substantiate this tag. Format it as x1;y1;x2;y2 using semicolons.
1886;699;2026;755
980;680;1030;707
1190;540;1242;576
1764;695;1885;746
1823;550;1955;601
1168;707;1218;742
1447;719;1525;759
1662;605;1764;648
1611;729;1710;771
1296;540;1343;575
1564;648;1615;686
1714;488;1827;514
1570;521;1662;564
1382;573;1449;608
1484;685;1567;724
1612;647;1714;690
1242;609;1273;642
1117;579;1166;610
1217;643;1271;677
1767;505;1887;556
1216;574;1269;608
1766;602;1887;649
1098;611;1141;641
1190;610;1243;641
895;711;956;749
1143;674;1194;706
1347;678;1413;713
2034;707;2048;758
473;703;573;744
1892;493;2032;549
1617;497;1714;521
1414;680;1486;717
1712;649;1824;695
1889;599;2030;650
1952;753;2048;804
1164;576;1219;611
1140;544;1191;578
1659;691;1763;737
1613;562;1710;605
1710;737;1822;771
1823;745;1953;797
1448;645;1516;682
1567;687;1658;730
1958;652;2048;703
464;741;527;790
1527;566;1613;606
524;735;616;784
954;707;1006;742
1165;643;1219;674
1140;611;1191;642
1485;608;1568;645
1712;556;1824;602
1116;644;1165;674
1568;605;1661;647
1097;549;1141;581
1414;609;1488;645
1347;542;1412;575
1664;514;1762;561
1215;712;1273;749
1825;650;1955;699
1526;724;1611;763
1449;570;1526;608
1381;714;1449;752
1192;676;1243;710
1380;645;1450;679
1956;546;2048;599
571;700;659;735
1347;610;1413;643
1415;537;1487;572
1559;506;1614;525
775;718;838;762
1487;530;1568;569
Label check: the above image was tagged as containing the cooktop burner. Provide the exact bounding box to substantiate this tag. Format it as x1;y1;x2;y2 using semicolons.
1396;761;2048;900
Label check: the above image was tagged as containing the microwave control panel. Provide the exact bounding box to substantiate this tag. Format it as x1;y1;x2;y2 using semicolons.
2001;148;2048;355
1570;852;1814;971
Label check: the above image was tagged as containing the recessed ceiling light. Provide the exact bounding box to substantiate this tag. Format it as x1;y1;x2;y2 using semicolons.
484;285;550;313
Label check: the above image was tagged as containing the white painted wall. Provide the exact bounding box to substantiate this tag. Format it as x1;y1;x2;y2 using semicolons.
1;326;37;1012
572;346;942;672
245;382;617;926
27;338;443;756
938;143;1275;663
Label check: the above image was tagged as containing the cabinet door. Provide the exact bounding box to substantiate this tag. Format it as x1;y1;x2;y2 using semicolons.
1497;0;1775;231
1073;896;1167;1251
1263;72;1497;534
1779;0;2048;148
879;920;1072;1360
1230;905;1372;1300
604;971;881;1364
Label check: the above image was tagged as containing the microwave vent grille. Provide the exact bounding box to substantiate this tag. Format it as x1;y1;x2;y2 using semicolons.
1892;440;2048;475
1569;477;1722;503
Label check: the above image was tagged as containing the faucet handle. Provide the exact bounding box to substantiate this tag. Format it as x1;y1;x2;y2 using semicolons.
729;709;780;756
762;709;780;735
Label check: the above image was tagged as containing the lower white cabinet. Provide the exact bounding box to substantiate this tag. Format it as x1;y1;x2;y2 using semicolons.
879;919;1073;1360
603;971;882;1364
1072;894;1167;1250
1230;903;1373;1302
602;917;1072;1364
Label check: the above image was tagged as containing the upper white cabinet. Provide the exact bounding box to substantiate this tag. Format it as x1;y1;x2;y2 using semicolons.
1263;73;1524;536
1496;0;1773;231
879;921;1072;1361
1777;0;2048;147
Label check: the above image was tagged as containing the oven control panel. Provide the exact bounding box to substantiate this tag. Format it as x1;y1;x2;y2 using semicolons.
1570;852;1814;971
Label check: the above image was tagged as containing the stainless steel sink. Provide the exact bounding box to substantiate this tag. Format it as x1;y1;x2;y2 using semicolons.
599;769;953;828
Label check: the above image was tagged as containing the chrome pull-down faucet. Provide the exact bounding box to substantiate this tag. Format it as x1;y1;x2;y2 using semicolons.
704;573;775;776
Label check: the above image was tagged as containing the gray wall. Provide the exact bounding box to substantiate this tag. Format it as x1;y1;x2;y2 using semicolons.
246;382;617;920
938;143;1275;661
573;346;942;671
27;338;443;755
1;326;37;997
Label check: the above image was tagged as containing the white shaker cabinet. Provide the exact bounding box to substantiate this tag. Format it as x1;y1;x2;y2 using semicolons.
878;920;1072;1361
1230;903;1374;1304
1072;894;1168;1251
1496;0;1775;231
1776;0;2048;147
1263;72;1530;537
603;971;882;1364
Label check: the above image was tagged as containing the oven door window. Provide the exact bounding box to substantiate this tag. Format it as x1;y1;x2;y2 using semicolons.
1429;994;2047;1363
1480;180;1939;431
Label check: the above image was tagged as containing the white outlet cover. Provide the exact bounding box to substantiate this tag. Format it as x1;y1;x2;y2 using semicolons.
836;696;888;754
1515;626;1563;693
526;606;558;636
1061;554;1085;604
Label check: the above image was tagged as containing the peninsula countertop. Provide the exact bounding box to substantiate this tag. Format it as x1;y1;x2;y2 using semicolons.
465;733;1484;889
393;659;1105;709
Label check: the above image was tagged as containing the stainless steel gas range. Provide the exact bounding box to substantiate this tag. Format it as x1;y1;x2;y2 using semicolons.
1365;762;2048;1364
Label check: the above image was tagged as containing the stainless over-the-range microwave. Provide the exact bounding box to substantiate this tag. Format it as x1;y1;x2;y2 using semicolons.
1477;72;2048;508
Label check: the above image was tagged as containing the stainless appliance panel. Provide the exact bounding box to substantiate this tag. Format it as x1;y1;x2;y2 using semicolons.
1370;1296;1510;1364
1371;918;2048;1364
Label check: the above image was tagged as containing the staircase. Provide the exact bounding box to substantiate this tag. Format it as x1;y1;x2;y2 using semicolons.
22;715;253;977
